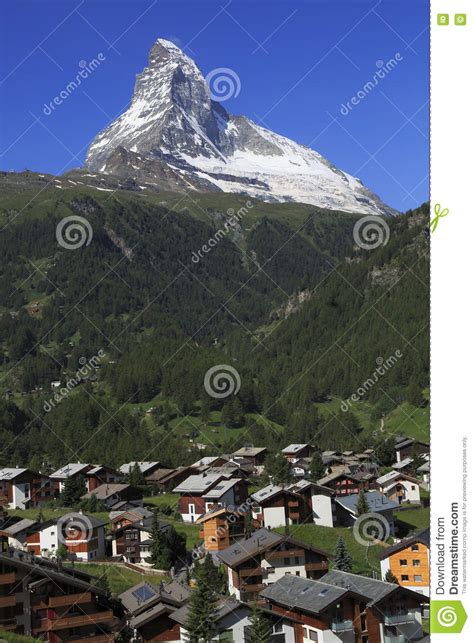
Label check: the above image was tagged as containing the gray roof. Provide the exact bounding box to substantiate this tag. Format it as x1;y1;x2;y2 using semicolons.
260;575;349;613
81;483;131;500
203;478;242;499
251;484;285;503
380;528;430;560
232;447;267;457
119;461;160;475
119;581;162;614
173;473;228;494
335;491;398;515
320;570;398;605
130;602;170;629
1;518;36;535
50;463;91;479
281;443;309;454
0;467;28;481
217;528;282;566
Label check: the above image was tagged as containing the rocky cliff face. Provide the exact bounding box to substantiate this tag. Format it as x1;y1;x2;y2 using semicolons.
86;38;396;216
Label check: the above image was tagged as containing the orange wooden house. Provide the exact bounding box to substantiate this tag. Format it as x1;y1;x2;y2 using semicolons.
379;528;430;596
195;506;247;552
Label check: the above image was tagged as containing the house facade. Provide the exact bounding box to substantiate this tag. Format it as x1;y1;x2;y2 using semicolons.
173;473;248;522
377;471;421;505
251;484;306;529
217;528;331;602
334;491;398;535
111;515;169;565
380;529;430;596
261;570;427;643
289;480;335;527
196;506;247;552
24;515;106;561
281;444;314;463
0;468;54;509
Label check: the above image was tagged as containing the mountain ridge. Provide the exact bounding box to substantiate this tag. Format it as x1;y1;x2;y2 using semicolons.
86;38;397;217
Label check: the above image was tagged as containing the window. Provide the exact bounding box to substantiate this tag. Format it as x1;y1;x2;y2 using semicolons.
253;507;262;514
296;571;300;576
400;559;408;566
309;630;319;641
414;575;422;582
274;623;283;632
301;629;308;639
413;559;421;567
411;485;416;490
401;574;409;581
267;567;275;574
285;572;291;575
284;557;290;565
294;556;300;565
411;544;419;551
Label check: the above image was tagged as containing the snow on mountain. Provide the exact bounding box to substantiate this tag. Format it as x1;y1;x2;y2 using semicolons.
86;38;396;216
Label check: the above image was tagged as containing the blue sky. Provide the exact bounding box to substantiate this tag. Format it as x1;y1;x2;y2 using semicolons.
0;0;429;211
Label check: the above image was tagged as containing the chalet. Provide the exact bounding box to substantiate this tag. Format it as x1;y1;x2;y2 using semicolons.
231;447;267;474
24;514;107;561
0;518;37;550
173;473;248;522
145;466;196;492
376;471;421;505
251;484;306;529
111;514;170;565
217;528;331;602
85;465;122;493
109;506;154;529
49;462;94;495
394;437;429;463
289;458;312;479
119;461;163;477
0;549;117;638
317;468;376;496
0;468;54;509
261;570;427;643
380;529;430;597
195;506;247;552
334;491;398;535
288;480;335;527
81;483;143;510
281;443;314;462
190;455;231;469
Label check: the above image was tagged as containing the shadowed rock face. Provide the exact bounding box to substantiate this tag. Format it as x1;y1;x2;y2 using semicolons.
86;38;397;217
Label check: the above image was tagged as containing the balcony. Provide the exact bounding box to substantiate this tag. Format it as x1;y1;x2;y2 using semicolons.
266;548;305;560
0;595;16;608
240;583;265;593
37;610;114;631
48;592;92;608
0;572;16;585
331;619;354;633
384;613;416;626
240;567;266;578
305;561;329;572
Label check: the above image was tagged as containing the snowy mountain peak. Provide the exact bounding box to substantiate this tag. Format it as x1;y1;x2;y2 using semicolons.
86;39;397;216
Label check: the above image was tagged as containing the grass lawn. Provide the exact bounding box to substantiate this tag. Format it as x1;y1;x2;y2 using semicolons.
144;493;180;511
143;497;201;549
8;507;110;526
394;506;430;537
384;403;429;442
0;633;42;642
275;524;386;576
64;562;165;595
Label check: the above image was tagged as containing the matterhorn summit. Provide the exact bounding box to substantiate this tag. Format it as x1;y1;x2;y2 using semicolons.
86;38;396;216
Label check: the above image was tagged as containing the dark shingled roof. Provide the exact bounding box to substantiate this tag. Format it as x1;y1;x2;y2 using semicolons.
379;528;430;560
260;575;352;613
319;570;398;605
170;596;247;626
217;528;282;566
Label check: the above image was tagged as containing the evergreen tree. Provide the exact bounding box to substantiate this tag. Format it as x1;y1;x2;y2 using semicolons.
60;474;87;507
184;559;218;642
247;601;271;642
309;450;325;481
194;553;226;594
356;490;370;517
265;452;292;485
128;462;145;487
149;512;171;570
334;536;352;572
385;569;399;584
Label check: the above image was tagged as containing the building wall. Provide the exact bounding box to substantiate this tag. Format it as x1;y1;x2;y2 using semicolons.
311;493;334;527
383;542;430;595
262;506;286;529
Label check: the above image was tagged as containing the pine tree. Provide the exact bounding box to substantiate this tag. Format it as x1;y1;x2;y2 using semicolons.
309;450;325;481
247;601;271;642
184;562;218;642
385;569;399;584
265;452;292;485
194;553;226;594
150;511;169;570
334;536;352;572
356;490;370;517
128;462;145;487
60;474;87;507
